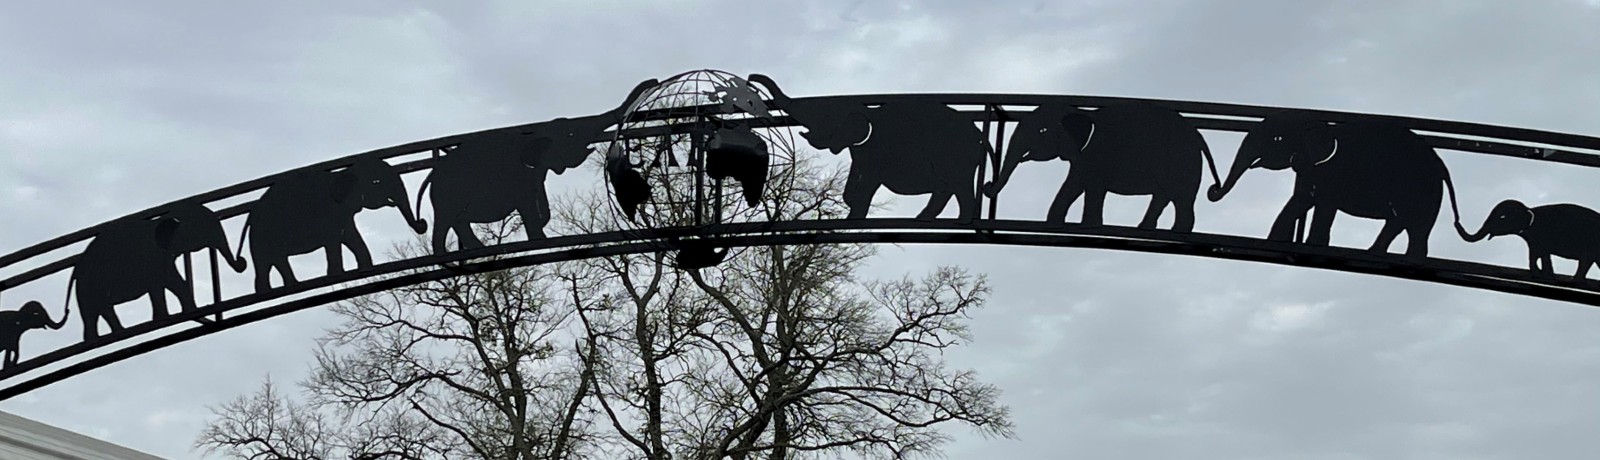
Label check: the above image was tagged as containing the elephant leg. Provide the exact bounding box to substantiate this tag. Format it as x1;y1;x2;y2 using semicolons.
953;187;978;224
524;189;551;240
1171;197;1196;233
456;223;486;250
1137;197;1167;230
1046;174;1086;227
103;311;124;334
325;243;346;275
1541;254;1556;276
1306;206;1336;246
80;308;100;341
344;231;374;271
1269;180;1316;241
842;172;879;220
1576;259;1593;280
1269;202;1315;242
279;261;300;286
1081;188;1109;227
432;217;453;254
254;258;274;293
1370;221;1404;254
167;274;198;313
150;290;170;319
917;192;953;221
1404;223;1432;258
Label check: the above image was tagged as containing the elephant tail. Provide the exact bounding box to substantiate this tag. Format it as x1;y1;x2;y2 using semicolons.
411;147;440;222
59;273;76;321
232;220;252;264
414;175;433;224
1441;163;1470;239
1199;141;1223;190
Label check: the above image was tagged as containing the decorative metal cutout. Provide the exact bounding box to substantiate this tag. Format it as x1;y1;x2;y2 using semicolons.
0;300;66;369
1459;199;1600;278
746;74;992;222
71;201;247;340
1;68;1599;399
987;102;1221;231
242;156;428;292
417;78;660;254
1208;115;1467;258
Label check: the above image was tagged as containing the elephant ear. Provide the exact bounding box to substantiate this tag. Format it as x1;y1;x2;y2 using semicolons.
1060;112;1095;153
1292;123;1338;172
153;215;181;251
329;169;359;205
518;136;557;168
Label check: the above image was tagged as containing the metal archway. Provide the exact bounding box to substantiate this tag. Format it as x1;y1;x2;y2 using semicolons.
0;69;1598;400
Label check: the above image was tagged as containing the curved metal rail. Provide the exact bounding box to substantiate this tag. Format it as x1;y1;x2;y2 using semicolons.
2;72;1599;399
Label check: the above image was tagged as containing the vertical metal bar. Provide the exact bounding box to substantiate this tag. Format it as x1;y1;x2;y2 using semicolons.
183;252;194;301
210;248;222;322
977;105;993;224
714;177;724;225
692;130;705;227
990;105;1007;221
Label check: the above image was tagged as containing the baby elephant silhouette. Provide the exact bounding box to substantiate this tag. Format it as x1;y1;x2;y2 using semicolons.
0;300;69;369
1458;199;1600;280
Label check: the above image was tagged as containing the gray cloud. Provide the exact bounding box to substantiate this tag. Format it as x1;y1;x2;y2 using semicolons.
1;1;1599;459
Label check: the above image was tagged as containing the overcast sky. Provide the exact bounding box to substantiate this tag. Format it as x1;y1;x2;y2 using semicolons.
3;1;1600;459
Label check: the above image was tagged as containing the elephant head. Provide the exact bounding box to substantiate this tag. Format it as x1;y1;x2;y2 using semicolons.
333;157;428;234
12;300;67;332
519;78;662;174
1208;115;1335;202
1459;199;1533;242
745;73;871;154
155;202;248;273
984;105;1092;198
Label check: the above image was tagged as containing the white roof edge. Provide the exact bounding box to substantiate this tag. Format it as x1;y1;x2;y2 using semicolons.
0;410;167;460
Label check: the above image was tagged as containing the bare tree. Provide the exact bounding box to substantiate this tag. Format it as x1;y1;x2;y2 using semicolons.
196;222;599;460
199;152;1015;460
554;153;1015;460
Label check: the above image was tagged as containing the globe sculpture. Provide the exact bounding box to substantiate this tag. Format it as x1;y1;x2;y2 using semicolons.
601;70;801;268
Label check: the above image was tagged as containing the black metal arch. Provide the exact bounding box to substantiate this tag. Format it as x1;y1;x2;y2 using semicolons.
1;69;1598;400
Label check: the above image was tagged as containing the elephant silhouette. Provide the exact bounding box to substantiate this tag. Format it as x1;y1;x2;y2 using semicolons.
985;102;1223;232
0;300;67;369
745;74;992;222
1208;115;1468;257
1459;199;1600;279
235;156;429;293
605;142;652;222
415;78;660;254
68;201;249;341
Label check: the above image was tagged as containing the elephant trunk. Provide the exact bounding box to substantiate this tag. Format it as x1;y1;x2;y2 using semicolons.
607;78;663;119
984;141;1029;199
1208;150;1255;202
746;74;792;106
44;303;66;330
396;192;429;234
1457;220;1491;242
217;240;248;273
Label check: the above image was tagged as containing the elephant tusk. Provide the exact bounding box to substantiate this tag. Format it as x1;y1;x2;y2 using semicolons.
851;122;874;147
1081;123;1096;151
1314;138;1339;166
